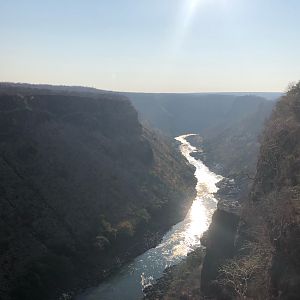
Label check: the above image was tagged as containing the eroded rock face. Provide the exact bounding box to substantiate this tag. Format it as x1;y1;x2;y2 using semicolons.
0;88;196;300
200;203;240;298
201;83;300;300
245;84;300;299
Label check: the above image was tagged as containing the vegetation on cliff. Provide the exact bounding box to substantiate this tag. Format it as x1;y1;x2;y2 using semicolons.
0;85;196;300
201;97;274;177
148;83;299;300
206;83;300;299
234;82;300;299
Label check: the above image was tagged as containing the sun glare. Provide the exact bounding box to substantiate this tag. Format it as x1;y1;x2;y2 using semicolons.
189;0;200;10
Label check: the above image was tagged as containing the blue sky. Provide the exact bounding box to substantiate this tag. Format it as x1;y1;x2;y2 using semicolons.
0;0;300;92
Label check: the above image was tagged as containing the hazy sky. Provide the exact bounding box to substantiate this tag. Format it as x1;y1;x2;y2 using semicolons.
1;0;300;92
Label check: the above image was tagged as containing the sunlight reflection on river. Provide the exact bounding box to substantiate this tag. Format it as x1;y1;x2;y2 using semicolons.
78;134;222;300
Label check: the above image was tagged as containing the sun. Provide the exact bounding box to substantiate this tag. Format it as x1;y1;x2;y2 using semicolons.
182;0;202;30
188;0;201;10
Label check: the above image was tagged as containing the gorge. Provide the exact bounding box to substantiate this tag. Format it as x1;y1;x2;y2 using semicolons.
77;134;221;300
0;84;196;300
1;82;298;300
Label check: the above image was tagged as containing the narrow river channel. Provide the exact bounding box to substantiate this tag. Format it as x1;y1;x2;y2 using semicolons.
78;134;222;300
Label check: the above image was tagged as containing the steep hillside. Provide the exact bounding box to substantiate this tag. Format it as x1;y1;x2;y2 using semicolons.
127;93;236;136
240;83;300;299
0;88;196;300
127;92;274;137
202;83;300;299
0;84;275;186
129;92;274;186
201;99;274;176
147;84;299;300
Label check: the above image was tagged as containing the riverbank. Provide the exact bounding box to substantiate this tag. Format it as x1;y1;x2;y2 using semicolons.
143;135;246;300
142;181;242;300
75;134;221;300
187;135;244;298
143;248;204;300
67;193;196;300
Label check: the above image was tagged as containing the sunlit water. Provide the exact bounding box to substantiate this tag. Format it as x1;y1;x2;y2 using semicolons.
77;134;222;300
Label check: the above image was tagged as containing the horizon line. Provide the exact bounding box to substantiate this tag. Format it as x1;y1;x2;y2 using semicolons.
0;81;284;95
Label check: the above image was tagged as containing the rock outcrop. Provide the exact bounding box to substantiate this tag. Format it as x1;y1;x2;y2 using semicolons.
201;83;300;299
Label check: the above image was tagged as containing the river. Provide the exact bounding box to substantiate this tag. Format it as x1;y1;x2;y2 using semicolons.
77;134;222;300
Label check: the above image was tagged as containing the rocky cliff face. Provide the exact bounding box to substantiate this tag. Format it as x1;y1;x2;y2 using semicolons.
130;92;275;186
243;83;300;299
150;84;299;300
201;99;274;177
201;83;300;299
0;86;196;300
200;205;240;299
127;92;275;138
